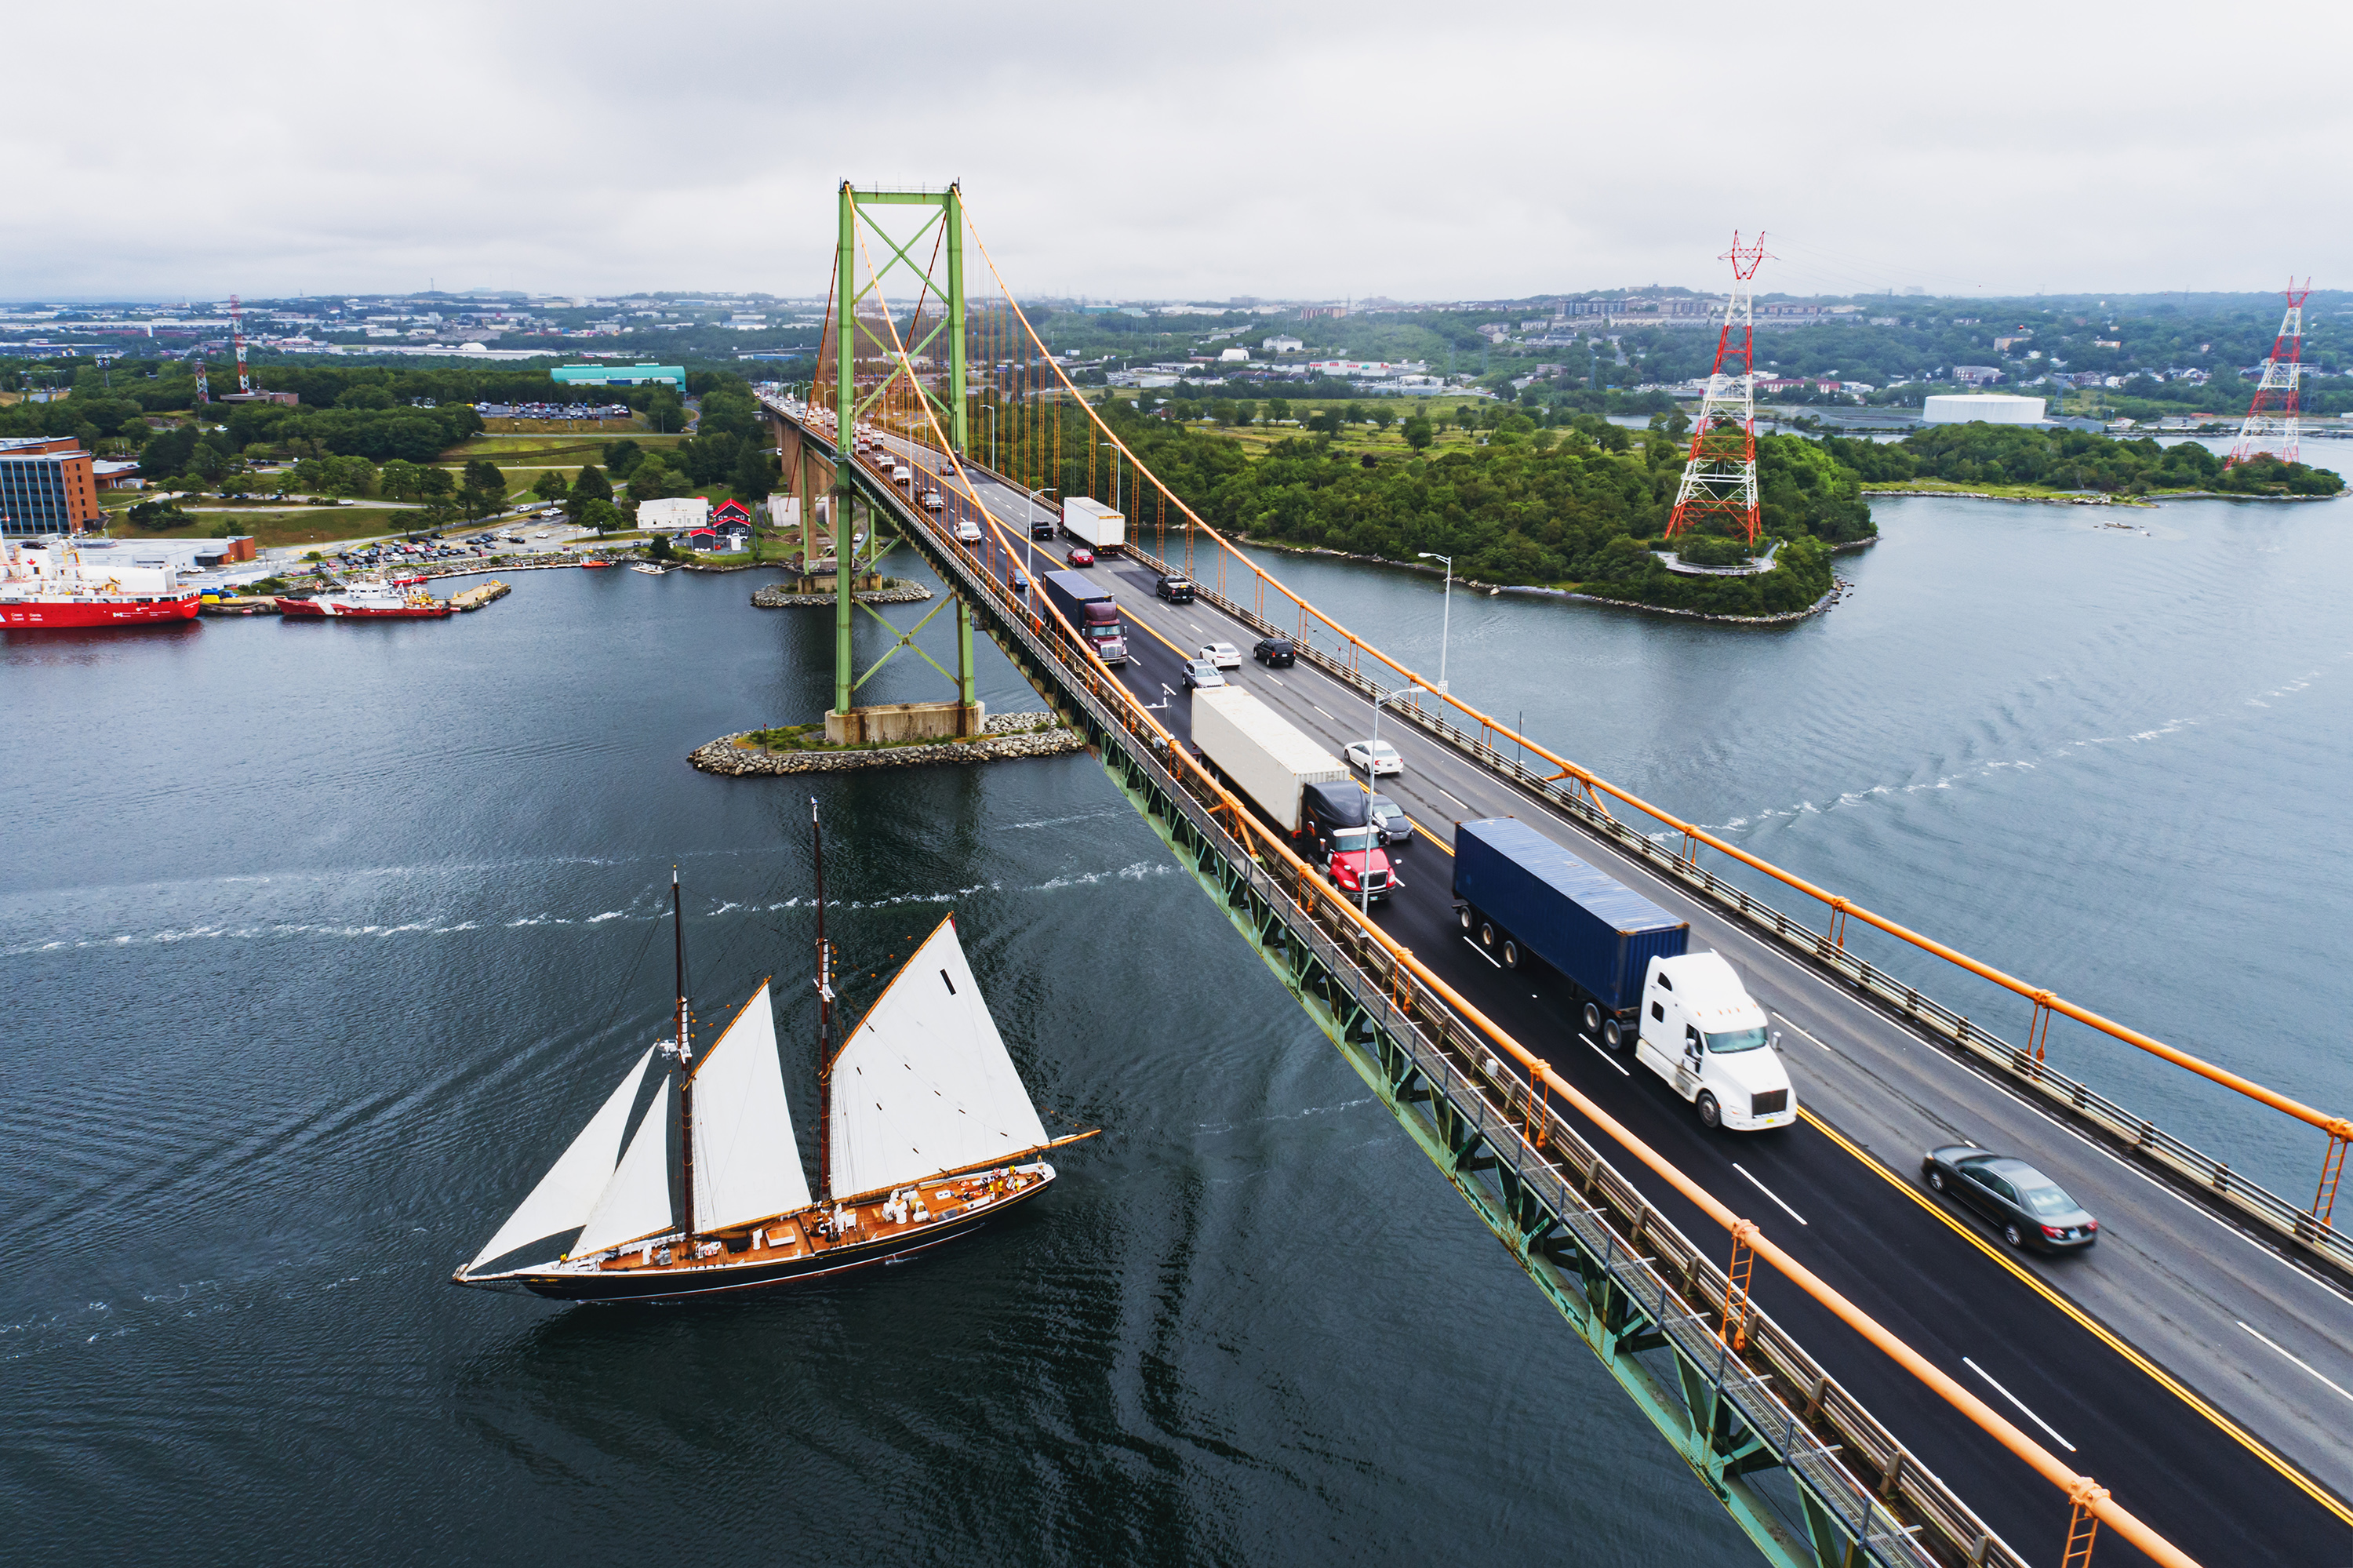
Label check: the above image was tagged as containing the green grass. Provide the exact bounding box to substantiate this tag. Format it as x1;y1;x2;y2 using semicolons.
1857;478;2159;504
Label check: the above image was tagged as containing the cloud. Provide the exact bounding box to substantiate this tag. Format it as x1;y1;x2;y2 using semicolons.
6;0;2345;300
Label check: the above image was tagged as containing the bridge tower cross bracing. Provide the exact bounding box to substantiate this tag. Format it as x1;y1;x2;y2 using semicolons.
2225;279;2310;468
826;180;976;734
1665;233;1771;545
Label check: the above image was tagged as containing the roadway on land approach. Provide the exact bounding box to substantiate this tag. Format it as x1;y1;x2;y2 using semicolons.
858;422;2353;1566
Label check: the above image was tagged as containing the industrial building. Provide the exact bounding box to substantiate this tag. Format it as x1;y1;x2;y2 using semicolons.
0;437;106;534
635;496;710;533
551;362;686;392
1922;394;2046;426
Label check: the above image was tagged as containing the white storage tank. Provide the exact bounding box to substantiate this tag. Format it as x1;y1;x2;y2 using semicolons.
1923;394;2046;425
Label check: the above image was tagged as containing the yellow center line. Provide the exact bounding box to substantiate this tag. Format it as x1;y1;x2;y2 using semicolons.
1801;1106;2353;1530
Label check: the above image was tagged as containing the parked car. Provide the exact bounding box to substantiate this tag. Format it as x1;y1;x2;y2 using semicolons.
1155;574;1195;602
1344;739;1403;777
1253;636;1295;667
1199;642;1242;670
1066;545;1096;568
1180;658;1226;690
1367;793;1413;849
1921;1147;2098;1252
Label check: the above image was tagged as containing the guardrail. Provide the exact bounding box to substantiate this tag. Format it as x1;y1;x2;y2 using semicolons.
793;408;2035;1568
1122;540;2351;1279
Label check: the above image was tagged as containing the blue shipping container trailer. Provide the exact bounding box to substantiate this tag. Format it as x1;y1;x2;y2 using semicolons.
1451;817;1689;1046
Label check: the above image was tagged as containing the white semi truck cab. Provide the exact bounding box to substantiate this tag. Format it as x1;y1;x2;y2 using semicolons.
1634;952;1795;1131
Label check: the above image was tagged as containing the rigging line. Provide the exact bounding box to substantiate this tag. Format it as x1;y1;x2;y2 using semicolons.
590;890;667;1046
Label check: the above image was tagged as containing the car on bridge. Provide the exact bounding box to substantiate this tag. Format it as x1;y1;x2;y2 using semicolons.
1344;739;1403;777
1253;636;1295;668
1180;658;1226;690
1367;792;1413;849
1155;573;1195;603
1922;1147;2099;1252
1199;642;1242;670
1065;545;1095;568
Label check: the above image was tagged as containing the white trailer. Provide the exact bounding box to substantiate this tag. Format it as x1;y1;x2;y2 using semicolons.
1191;687;1348;834
1060;496;1126;553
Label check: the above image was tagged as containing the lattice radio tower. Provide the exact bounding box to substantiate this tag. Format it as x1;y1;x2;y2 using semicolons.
229;293;252;395
1665;232;1772;545
2226;279;2310;467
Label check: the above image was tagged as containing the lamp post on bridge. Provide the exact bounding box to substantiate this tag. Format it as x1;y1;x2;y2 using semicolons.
1362;683;1424;919
1416;551;1453;694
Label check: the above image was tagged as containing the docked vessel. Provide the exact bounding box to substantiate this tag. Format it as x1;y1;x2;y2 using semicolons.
1;537;202;630
629;562;671;575
277;579;453;619
453;805;1088;1302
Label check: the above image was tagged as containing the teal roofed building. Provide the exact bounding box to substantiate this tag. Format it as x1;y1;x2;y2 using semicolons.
552;362;685;391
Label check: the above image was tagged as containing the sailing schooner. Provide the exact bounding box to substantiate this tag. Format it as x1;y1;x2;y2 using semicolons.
453;804;1089;1302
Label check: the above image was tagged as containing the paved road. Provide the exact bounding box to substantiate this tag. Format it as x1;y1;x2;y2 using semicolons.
845;420;2353;1566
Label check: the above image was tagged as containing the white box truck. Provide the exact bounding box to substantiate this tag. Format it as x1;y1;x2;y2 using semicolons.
1061;496;1126;554
1191;688;1347;835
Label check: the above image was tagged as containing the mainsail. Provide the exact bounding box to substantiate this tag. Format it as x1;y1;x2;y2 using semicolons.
689;981;813;1229
573;1078;677;1257
467;1046;656;1274
828;914;1049;1199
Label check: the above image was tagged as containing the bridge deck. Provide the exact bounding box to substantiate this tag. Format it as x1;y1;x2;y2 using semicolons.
813;413;2353;1563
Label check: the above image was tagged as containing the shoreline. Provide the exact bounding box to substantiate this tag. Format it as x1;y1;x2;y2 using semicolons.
1860;486;2337;506
1230;532;1866;624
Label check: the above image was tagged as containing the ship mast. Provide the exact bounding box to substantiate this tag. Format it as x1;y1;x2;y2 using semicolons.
813;797;836;1202
672;868;696;1239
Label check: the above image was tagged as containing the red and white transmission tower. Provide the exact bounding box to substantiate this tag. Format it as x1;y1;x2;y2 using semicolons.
229;293;253;395
2226;280;2309;467
1665;232;1773;545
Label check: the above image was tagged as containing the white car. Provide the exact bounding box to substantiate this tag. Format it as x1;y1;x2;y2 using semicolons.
1180;658;1226;689
1199;642;1242;670
1344;740;1403;777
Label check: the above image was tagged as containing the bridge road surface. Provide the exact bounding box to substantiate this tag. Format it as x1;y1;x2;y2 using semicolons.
861;427;2353;1563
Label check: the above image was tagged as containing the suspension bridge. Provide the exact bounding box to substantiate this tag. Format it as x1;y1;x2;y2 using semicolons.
749;182;2353;1568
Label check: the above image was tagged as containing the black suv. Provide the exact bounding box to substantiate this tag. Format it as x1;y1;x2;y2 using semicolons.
1155;574;1195;602
1253;636;1296;668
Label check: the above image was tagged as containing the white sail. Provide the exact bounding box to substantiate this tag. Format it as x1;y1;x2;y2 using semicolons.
828;913;1049;1199
689;981;812;1230
573;1078;677;1257
467;1047;656;1274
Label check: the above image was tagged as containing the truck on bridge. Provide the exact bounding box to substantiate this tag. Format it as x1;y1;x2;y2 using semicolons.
1060;496;1126;554
1040;569;1129;668
1195;688;1395;904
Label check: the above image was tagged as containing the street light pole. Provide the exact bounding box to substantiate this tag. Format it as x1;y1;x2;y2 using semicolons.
1362;683;1424;919
1416;551;1453;694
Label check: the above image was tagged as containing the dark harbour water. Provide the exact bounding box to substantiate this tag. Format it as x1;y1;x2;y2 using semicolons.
4;489;2349;1564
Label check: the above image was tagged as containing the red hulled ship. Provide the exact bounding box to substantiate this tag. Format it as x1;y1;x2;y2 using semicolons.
277;578;453;619
2;537;202;630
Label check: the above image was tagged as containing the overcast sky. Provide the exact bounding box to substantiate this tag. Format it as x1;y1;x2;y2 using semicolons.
9;0;2344;304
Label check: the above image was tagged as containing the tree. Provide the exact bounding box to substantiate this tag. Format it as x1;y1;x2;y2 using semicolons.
1402;414;1435;452
379;459;427;501
460;458;507;520
566;464;612;523
336;385;395;410
730;444;777;501
1267;398;1291;424
1342;402;1366;427
602;438;645;478
642;388;687;433
532;468;571;503
1370;406;1395;432
627;457;685;502
578;497;621;533
1233;401;1257;426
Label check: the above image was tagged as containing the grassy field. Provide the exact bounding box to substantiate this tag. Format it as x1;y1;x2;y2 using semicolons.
442;433;686;463
480;417;645;435
1856;478;2158;505
103;508;425;548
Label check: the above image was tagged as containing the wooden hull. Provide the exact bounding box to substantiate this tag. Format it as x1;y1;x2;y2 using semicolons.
467;1166;1054;1304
